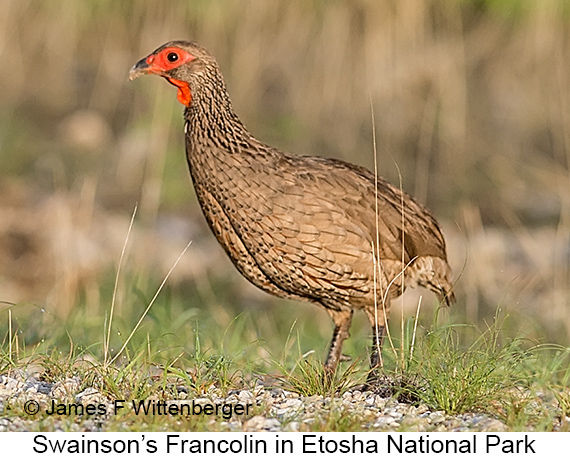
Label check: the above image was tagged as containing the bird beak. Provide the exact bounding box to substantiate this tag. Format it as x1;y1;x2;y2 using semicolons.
129;57;152;81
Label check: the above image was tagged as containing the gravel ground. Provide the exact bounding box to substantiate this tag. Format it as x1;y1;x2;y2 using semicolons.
0;374;526;432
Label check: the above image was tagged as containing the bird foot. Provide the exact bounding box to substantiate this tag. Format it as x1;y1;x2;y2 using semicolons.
360;373;422;403
361;373;395;398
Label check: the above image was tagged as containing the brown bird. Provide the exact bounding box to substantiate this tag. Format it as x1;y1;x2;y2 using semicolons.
129;41;454;382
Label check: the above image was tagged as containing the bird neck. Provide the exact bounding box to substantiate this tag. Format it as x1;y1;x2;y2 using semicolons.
183;71;258;153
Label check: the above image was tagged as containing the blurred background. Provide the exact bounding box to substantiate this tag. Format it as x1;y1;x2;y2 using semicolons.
1;0;570;361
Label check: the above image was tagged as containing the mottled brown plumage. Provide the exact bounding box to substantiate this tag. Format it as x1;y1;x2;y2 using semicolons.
130;41;455;380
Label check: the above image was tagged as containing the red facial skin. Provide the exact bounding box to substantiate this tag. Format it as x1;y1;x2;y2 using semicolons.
146;47;195;106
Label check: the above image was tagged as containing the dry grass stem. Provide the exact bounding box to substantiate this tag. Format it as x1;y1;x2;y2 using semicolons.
104;204;138;366
108;240;192;366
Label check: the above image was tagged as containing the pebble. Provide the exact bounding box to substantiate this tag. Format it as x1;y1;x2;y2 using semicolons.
0;374;549;432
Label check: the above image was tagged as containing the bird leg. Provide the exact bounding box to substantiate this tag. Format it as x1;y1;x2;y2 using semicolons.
364;306;389;384
324;308;353;377
368;323;386;382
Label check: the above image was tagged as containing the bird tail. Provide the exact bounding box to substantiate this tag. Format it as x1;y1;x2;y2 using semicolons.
412;256;455;306
427;281;455;306
442;288;456;306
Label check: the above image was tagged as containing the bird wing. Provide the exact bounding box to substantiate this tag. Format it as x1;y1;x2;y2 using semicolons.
206;149;448;303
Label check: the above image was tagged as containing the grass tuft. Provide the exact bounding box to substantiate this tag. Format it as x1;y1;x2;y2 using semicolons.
277;353;364;398
379;311;532;415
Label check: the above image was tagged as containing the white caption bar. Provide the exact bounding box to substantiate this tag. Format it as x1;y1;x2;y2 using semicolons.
4;431;560;456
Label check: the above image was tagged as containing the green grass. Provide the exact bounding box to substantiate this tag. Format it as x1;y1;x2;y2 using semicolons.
395;315;529;414
2;286;570;432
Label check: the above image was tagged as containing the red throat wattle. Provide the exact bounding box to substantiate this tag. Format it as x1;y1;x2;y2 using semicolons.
166;77;192;106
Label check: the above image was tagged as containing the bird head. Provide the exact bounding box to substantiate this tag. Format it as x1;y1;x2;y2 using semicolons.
129;41;215;106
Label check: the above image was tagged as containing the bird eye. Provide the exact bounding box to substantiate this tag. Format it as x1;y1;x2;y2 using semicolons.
167;52;179;63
